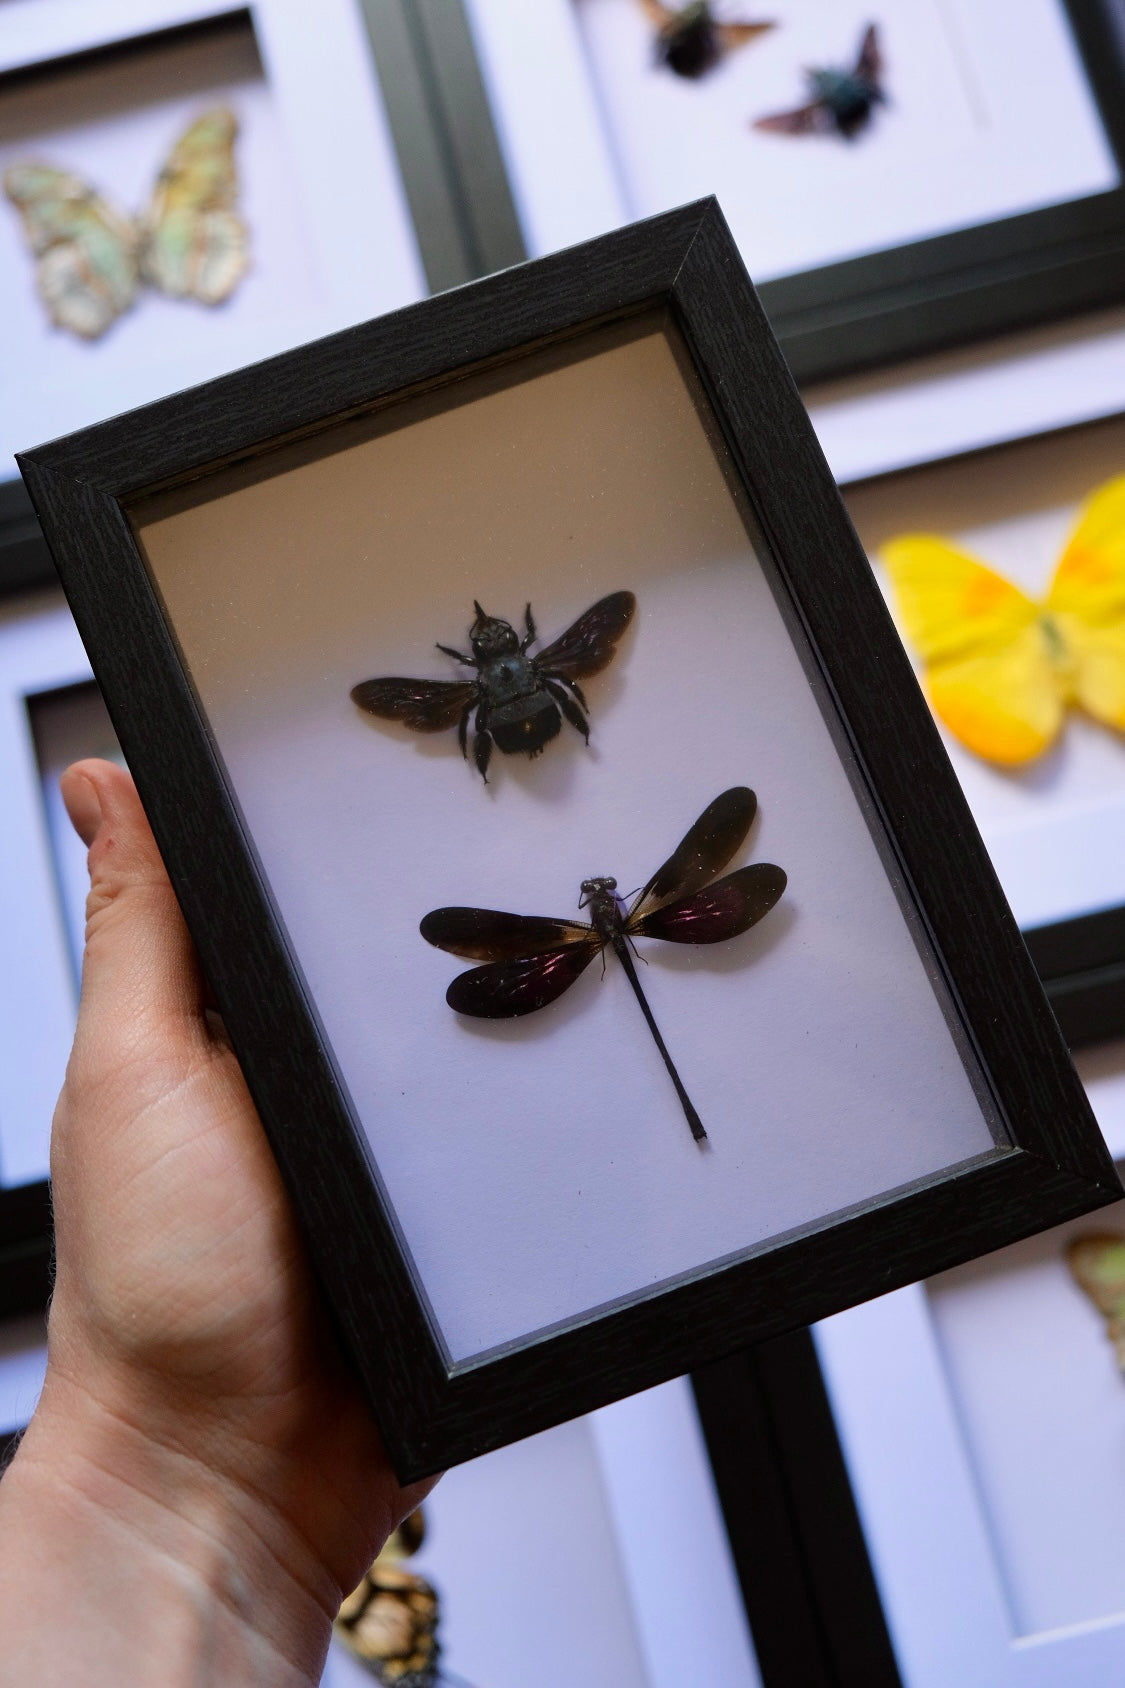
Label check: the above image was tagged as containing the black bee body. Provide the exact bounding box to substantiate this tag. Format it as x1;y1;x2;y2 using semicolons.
658;3;721;78
474;648;563;756
351;591;635;783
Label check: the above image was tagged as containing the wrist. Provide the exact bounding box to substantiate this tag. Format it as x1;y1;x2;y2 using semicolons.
0;1367;338;1688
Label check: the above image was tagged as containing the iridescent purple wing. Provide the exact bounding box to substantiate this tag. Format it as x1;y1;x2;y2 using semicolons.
631;863;786;943
631;787;757;919
420;906;591;961
534;591;636;680
351;676;475;733
445;942;601;1018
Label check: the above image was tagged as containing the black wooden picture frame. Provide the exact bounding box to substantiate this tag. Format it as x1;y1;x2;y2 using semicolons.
758;0;1125;384
16;200;1121;1481
439;0;1125;384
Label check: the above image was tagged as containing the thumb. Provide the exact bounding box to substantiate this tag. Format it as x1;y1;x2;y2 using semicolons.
59;759;209;1093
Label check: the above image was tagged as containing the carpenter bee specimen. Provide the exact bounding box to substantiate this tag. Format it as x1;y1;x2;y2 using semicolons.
753;23;884;139
421;787;787;1142
638;0;773;80
351;591;635;782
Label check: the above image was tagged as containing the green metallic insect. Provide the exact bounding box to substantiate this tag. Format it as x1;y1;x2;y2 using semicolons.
753;24;885;139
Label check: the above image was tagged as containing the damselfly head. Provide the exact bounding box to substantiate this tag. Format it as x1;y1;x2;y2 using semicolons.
580;875;617;906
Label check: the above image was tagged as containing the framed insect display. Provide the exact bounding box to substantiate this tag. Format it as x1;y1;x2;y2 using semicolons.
809;1137;1125;1688
0;0;428;488
845;408;1125;1048
459;0;1125;383
18;200;1119;1479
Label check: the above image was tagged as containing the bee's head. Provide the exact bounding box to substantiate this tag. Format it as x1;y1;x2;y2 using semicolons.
469;601;519;660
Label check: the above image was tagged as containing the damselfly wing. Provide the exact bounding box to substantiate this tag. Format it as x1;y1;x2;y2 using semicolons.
421;788;787;1141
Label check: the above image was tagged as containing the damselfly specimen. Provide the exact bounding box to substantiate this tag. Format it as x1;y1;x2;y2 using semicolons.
421;788;786;1141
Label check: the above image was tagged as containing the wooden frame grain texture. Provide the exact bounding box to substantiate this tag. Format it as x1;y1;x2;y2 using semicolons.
16;200;1122;1481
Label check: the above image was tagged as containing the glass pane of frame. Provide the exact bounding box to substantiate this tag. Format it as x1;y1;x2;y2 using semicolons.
129;308;1001;1364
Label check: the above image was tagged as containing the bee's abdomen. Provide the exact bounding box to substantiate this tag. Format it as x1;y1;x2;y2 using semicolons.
490;692;561;754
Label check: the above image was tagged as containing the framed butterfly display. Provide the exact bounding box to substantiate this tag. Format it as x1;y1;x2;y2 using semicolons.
847;410;1125;1048
809;1151;1125;1687
17;201;1118;1480
0;0;427;486
457;0;1125;382
4;106;249;342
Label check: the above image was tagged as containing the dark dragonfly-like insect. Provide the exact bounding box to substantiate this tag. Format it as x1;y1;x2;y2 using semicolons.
753;24;884;139
352;592;635;783
421;788;786;1142
639;0;773;80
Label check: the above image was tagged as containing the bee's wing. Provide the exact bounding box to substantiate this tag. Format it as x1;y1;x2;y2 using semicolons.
351;677;476;733
631;787;757;920
443;942;602;1019
631;863;786;943
637;0;677;27
717;22;775;50
420;907;592;960
534;591;636;680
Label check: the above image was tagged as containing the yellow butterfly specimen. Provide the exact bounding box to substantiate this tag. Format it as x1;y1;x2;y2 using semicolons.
881;475;1125;766
1066;1233;1125;1372
3;108;248;341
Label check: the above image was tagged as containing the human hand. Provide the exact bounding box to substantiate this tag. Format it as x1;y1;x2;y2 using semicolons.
0;759;430;1686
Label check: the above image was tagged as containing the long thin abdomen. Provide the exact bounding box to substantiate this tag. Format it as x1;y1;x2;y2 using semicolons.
611;937;706;1143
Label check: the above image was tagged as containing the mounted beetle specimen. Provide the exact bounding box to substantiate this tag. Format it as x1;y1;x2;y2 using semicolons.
639;0;774;79
351;591;635;782
421;787;787;1142
753;23;885;139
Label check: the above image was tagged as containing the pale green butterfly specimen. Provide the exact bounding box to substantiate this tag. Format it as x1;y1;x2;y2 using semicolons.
4;108;248;340
1067;1233;1125;1371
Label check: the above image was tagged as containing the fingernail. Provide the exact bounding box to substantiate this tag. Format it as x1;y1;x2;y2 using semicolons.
60;768;103;848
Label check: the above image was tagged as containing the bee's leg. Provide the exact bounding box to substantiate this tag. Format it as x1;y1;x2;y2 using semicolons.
520;603;537;652
546;679;589;743
474;703;493;782
437;643;475;666
457;702;473;761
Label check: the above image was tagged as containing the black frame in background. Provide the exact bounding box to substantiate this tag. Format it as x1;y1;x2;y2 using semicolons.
416;0;1125;385
0;0;520;594
693;1335;902;1688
